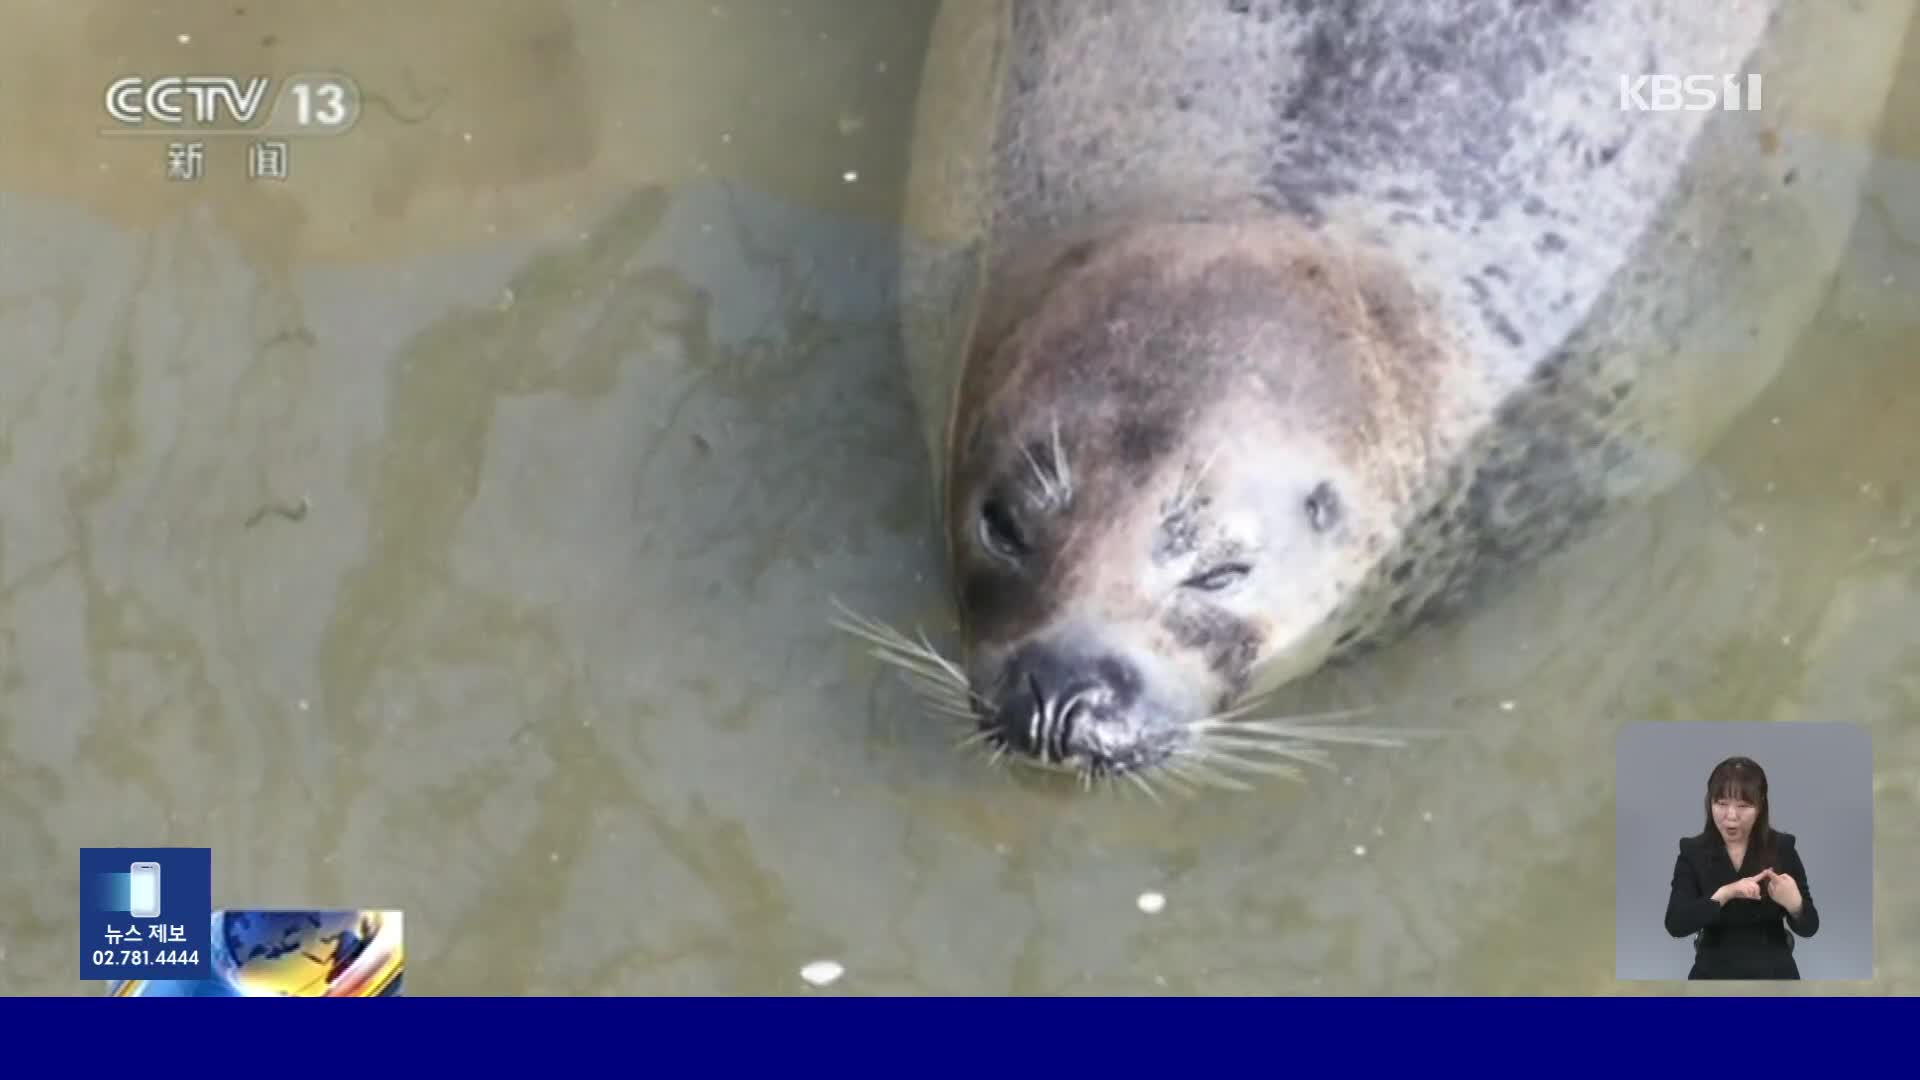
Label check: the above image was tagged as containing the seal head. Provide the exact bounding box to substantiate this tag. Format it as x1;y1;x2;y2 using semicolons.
946;220;1445;779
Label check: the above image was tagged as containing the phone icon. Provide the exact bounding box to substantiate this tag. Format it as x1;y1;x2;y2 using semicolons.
128;862;161;919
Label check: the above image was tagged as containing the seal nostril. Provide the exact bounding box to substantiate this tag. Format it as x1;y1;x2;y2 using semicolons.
1094;656;1141;707
996;645;1124;763
1054;683;1108;760
1051;697;1078;763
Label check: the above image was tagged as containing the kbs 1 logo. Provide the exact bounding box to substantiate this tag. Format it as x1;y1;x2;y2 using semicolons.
1618;73;1763;112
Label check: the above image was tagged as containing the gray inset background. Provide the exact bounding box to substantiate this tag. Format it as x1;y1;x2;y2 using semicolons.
1615;722;1875;981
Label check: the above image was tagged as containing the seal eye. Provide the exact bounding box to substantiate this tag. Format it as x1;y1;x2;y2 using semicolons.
1304;481;1342;533
1182;563;1250;592
978;498;1028;561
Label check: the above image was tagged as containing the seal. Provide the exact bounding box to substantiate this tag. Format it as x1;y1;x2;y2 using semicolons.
864;0;1912;787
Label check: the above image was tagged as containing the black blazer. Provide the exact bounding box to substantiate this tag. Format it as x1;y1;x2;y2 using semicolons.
1664;830;1819;980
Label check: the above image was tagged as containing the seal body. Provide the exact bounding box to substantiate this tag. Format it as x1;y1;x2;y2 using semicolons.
896;0;1912;779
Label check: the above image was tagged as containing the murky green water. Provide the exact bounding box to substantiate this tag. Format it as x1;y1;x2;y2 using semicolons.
0;0;1914;995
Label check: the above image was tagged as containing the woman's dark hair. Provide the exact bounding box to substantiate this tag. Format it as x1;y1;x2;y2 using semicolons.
1698;755;1778;867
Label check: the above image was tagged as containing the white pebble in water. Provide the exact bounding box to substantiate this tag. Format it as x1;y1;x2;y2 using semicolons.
1421;811;1434;823
1353;845;1368;857
1136;891;1166;914
1499;700;1516;712
800;960;844;987
842;170;859;183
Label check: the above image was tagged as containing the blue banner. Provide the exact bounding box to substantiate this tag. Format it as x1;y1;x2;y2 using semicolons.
0;997;1909;1069
77;847;213;982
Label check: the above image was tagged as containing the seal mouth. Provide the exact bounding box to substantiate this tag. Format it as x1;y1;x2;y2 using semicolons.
963;693;1414;796
828;599;1416;794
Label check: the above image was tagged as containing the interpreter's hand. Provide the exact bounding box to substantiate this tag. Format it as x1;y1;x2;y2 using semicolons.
1713;871;1770;903
1765;869;1802;911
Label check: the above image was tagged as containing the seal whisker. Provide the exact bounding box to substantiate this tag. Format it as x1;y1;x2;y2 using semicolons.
1167;751;1235;790
873;652;986;724
1006;753;1079;778
1167;753;1255;793
1049;413;1072;503
1199;702;1375;726
1173;444;1224;513
1152;763;1200;799
1124;769;1161;803
877;652;979;705
1021;446;1054;506
911;629;971;687
921;689;974;710
860;641;960;687
1196;718;1425;749
919;679;976;703
899;668;968;697
1202;700;1271;724
829;600;968;681
849;639;955;686
827;599;920;648
1018;412;1074;509
828;599;1003;732
903;676;976;712
911;688;975;715
1195;735;1341;771
925;690;980;711
957;727;997;750
1187;748;1310;784
1195;689;1332;725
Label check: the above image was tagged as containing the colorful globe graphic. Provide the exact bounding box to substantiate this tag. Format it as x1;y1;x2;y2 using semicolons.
108;909;403;997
